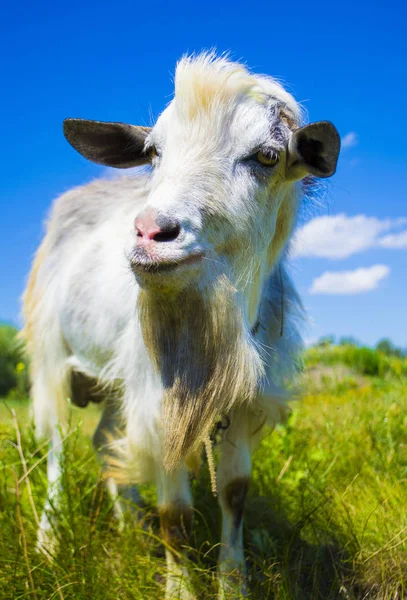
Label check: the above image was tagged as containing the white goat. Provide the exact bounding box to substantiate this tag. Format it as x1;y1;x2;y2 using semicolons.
22;53;340;599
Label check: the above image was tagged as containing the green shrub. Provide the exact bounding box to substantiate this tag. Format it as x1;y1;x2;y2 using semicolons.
0;324;29;397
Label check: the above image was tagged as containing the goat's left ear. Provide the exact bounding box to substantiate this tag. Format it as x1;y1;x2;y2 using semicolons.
286;121;340;180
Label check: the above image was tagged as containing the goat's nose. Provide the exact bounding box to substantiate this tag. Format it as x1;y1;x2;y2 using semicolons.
134;210;181;243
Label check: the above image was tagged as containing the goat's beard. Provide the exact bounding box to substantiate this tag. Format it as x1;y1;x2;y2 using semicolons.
138;275;264;471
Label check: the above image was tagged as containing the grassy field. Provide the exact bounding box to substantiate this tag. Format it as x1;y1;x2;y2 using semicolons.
1;346;407;599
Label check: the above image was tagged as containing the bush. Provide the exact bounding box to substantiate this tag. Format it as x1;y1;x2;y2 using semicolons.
342;345;381;376
0;324;29;397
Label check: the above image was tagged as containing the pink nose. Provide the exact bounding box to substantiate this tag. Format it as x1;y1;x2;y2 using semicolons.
134;209;181;244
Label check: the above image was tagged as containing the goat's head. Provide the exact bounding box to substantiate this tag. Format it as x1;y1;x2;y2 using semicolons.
64;54;340;295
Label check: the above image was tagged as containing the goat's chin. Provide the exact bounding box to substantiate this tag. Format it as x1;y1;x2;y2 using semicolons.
130;247;206;293
138;274;264;471
133;262;203;294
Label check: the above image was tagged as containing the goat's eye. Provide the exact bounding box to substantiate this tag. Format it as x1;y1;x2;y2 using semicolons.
150;146;161;160
256;150;279;167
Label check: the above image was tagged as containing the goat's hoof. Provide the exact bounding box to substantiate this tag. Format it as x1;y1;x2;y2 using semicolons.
36;530;58;560
165;592;197;600
165;576;197;600
36;514;58;560
218;572;248;599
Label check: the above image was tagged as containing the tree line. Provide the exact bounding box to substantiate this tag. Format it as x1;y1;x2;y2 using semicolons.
316;335;407;357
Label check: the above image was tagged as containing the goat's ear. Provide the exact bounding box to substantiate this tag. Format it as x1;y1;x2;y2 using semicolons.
286;121;340;180
63;119;152;168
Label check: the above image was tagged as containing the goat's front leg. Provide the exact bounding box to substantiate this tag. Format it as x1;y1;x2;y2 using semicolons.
217;409;254;599
156;465;196;600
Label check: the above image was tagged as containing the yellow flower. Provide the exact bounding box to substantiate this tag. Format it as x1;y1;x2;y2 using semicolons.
15;362;25;373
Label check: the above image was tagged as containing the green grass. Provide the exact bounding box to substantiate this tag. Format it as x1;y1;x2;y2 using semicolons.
1;363;407;599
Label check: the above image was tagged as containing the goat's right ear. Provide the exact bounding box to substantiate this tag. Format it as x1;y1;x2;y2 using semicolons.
63;119;152;168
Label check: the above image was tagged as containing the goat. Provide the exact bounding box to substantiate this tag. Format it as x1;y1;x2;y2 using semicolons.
22;53;340;599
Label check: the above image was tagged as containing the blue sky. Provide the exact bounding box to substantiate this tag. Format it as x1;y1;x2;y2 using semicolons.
1;0;406;346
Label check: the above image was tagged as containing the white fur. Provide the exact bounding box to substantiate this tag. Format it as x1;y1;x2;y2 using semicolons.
24;53;310;598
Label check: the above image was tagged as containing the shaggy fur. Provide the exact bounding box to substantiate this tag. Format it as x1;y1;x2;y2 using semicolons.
21;52;340;599
138;275;264;471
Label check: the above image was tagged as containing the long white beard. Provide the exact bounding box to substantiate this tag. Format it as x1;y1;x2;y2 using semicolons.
138;275;264;471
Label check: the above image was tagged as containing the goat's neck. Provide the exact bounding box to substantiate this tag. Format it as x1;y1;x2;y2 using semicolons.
246;184;300;327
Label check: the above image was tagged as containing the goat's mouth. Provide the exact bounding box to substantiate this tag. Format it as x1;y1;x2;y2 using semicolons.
130;249;204;275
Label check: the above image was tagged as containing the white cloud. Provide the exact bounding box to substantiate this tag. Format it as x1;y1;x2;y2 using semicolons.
378;229;407;248
291;214;407;259
341;132;358;149
309;264;390;295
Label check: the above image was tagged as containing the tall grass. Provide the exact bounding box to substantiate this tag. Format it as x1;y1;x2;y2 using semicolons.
1;356;407;599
